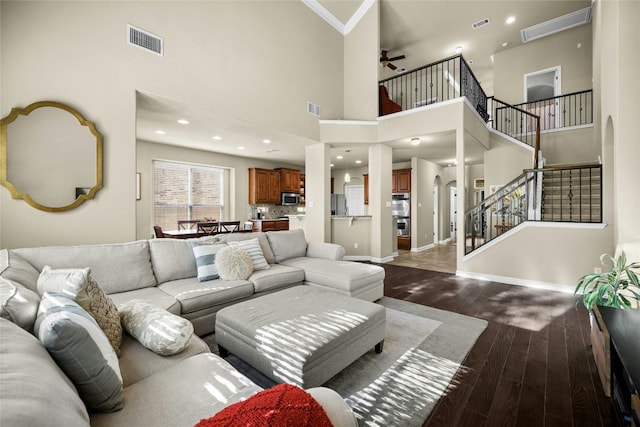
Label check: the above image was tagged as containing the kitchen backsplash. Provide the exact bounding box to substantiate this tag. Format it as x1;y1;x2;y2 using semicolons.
248;205;304;219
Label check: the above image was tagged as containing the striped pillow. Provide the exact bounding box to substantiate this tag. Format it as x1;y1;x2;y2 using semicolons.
228;238;270;271
192;242;227;282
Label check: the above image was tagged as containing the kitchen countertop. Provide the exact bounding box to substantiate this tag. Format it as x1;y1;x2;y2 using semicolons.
283;214;372;219
250;217;290;221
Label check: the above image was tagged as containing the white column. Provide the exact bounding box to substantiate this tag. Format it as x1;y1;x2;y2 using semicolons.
369;144;393;262
304;143;332;243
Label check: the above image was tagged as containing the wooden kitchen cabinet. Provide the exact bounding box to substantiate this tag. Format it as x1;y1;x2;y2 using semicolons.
276;168;300;193
363;174;369;205
393;168;411;193
251;219;289;232
248;168;280;204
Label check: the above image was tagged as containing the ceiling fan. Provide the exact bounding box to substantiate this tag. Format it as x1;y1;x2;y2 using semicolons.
380;49;405;70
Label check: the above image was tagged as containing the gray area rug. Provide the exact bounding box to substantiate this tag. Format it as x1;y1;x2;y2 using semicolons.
203;297;487;427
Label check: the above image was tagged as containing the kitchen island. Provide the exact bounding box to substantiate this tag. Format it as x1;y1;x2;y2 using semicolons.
250;218;289;232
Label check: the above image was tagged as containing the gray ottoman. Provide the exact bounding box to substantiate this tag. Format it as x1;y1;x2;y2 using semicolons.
215;286;386;388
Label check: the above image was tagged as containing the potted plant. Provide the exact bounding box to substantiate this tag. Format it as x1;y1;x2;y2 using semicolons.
575;251;640;310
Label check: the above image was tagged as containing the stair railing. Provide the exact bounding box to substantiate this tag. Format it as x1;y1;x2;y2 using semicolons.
513;90;593;131
379;54;488;121
465;171;537;254
465;164;602;254
487;97;541;168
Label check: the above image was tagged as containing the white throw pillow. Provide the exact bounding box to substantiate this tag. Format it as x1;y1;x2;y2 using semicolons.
0;277;40;331
192;242;227;282
119;300;194;356
215;246;254;280
37;266;91;312
227;238;270;270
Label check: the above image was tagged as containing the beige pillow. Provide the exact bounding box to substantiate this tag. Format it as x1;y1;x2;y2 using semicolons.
86;275;122;355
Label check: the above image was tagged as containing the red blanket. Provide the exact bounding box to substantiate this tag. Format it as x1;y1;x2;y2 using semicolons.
195;383;334;427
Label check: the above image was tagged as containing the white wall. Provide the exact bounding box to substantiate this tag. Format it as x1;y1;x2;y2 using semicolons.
0;1;344;249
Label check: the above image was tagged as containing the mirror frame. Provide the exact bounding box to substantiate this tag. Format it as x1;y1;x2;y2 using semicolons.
0;101;103;212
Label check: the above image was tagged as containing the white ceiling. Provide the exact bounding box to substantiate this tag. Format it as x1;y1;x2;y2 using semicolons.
136;0;591;170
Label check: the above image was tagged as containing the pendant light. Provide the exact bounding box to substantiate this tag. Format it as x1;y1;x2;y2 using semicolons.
344;149;351;183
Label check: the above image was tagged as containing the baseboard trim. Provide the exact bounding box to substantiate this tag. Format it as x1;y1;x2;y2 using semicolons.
456;270;575;294
411;243;435;252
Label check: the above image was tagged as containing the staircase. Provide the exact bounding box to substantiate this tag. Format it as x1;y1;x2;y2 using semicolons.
540;164;602;223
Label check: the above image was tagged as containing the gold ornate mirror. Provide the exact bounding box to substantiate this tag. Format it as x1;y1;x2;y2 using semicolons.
0;101;103;212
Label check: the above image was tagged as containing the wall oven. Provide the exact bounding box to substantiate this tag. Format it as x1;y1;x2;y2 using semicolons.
396;217;410;236
280;192;300;206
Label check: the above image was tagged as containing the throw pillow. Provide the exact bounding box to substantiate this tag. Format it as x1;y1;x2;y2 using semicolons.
194;383;333;427
266;229;308;263
215;246;254;280
119;300;194;356
36;266;92;312
192;242;227;282
35;293;123;412
0;277;40;332
86;275;122;355
0;249;41;293
227;238;270;271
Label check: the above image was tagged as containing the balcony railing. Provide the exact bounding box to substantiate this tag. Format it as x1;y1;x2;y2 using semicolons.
379;54;488;121
465;164;602;254
514;90;593;131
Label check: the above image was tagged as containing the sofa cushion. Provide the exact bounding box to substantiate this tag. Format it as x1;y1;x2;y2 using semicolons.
109;287;181;314
13;241;157;294
0;277;40;331
227;238;270;270
216;246;254;280
267;229;308;263
35;293;123;412
118;332;209;387
148;236;219;284
0;318;91;427
218;232;275;265
248;264;304;293
89;353;262;427
195;383;333;427
192;242;227;282
120;300;194;356
0;249;41;292
280;257;385;293
158;277;254;314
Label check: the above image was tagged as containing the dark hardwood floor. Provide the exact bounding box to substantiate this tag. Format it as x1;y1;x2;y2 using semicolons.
378;263;615;427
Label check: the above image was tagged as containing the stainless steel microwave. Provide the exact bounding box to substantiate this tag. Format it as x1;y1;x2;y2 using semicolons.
281;192;300;206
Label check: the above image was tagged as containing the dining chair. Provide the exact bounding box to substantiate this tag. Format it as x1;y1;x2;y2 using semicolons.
219;221;241;233
178;219;202;230
153;226;165;238
197;221;219;235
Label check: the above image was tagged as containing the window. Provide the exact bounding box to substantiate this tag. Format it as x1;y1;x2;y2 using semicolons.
153;160;225;231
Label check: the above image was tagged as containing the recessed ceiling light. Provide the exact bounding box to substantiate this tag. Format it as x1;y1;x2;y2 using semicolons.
154;130;166;135
212;135;222;140
506;16;516;25
455;46;463;54
502;42;509;47
355;160;362;164
410;137;421;146
330;163;334;167
238;146;245;150
336;155;343;160
177;119;189;125
262;139;271;144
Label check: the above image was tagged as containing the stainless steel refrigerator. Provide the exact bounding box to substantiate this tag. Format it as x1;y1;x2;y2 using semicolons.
331;194;347;215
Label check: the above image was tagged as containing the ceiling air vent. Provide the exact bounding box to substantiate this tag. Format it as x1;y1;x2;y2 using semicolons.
472;18;490;29
307;101;320;117
521;7;592;43
127;24;163;56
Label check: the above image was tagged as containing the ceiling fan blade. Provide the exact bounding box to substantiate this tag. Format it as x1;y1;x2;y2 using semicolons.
387;63;397;70
388;55;405;62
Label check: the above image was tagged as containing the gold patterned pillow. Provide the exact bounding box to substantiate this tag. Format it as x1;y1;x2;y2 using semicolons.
86;275;122;356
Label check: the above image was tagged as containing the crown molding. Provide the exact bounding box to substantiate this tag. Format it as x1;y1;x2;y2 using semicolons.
302;0;375;35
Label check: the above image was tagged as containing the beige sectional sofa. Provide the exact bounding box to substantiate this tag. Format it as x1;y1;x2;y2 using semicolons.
0;229;385;426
